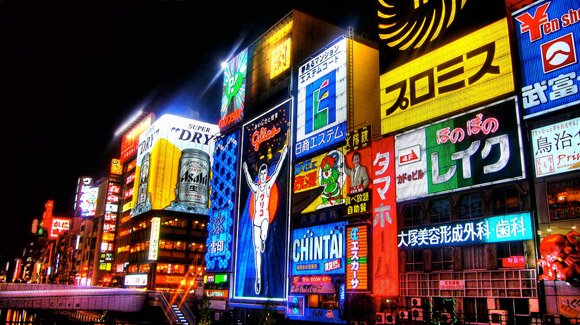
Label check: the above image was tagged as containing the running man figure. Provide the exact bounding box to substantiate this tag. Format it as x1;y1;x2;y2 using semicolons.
242;145;288;294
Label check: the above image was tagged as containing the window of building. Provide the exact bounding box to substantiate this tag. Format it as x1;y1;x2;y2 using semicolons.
432;247;453;271
403;204;423;227
493;188;522;214
463;298;489;323
462;245;485;270
459;194;483;220
431;199;451;223
547;178;580;221
497;242;524;267
162;218;187;228
405;250;424;272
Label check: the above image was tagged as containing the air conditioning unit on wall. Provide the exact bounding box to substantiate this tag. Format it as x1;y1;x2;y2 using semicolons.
441;312;453;323
411;308;423;321
489;310;508;325
411;297;422;307
376;313;385;324
399;310;410;320
384;313;396;325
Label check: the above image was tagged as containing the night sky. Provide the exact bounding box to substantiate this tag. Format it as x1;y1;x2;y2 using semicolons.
0;0;377;267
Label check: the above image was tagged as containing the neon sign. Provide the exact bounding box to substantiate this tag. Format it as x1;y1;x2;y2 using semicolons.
291;221;347;276
220;48;247;130
346;225;368;291
398;212;533;249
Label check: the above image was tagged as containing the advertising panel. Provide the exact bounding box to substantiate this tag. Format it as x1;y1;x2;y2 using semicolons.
532;116;580;177
291;221;347;276
148;217;160;261
398;212;534;249
344;127;373;217
380;18;514;134
292;149;347;215
124;274;148;287
80;187;98;217
295;37;348;158
220;49;248;130
371;136;399;296
120;114;153;163
131;114;219;217
110;159;122;175
206;130;240;272
395;98;525;202
346;224;368;291
234;100;290;301
513;0;580;118
49;217;71;238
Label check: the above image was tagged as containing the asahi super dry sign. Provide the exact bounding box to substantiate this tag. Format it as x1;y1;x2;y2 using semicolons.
234;100;290;301
395;98;525;201
132;114;219;217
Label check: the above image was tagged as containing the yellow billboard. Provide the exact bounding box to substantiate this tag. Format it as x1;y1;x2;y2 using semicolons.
380;18;514;134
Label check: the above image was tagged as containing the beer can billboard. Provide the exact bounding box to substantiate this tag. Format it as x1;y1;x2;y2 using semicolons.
395;97;525;201
295;37;348;159
513;0;580;118
206;130;241;272
131;114;219;217
234;99;291;302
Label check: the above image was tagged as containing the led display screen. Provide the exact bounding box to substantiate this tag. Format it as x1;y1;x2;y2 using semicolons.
220;49;247;130
531;116;580;177
120;114;153;163
234;100;290;301
370;136;399;296
131;114;219;217
346;224;368;291
395;98;525;201
295;37;348;158
513;0;580;118
380;18;514;134
398;212;534;249
292;149;347;215
291;221;347;276
206;130;240;272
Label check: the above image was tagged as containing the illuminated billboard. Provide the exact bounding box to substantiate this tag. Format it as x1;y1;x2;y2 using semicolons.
344;127;373;217
131;114;219;217
120;114;153;163
398;212;534;249
206;130;240;272
220;49;248;130
295;37;348;158
380;18;514;134
292;149;347;215
371;136;399;296
346;224;368;291
395;98;525;201
532;116;580;177
49;217;71;238
79;186;98;217
148;217;160;261
513;0;580;118
234;100;290;301
110;159;122;175
291;221;347;276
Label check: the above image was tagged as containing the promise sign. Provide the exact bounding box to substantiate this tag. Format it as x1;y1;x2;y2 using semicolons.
380;18;514;134
395;98;525;202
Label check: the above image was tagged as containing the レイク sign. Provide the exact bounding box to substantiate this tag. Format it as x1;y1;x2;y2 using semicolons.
395;97;525;202
513;0;580;118
398;212;534;249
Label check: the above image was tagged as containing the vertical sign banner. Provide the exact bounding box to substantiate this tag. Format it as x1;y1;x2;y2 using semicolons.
344;127;373;217
380;18;514;134
371;136;398;296
148;217;161;260
220;49;248;130
295;37;348;158
395;98;525;201
132;114;219;217
513;0;580;118
532;116;580;177
291;221;347;276
234;100;290;301
346;224;368;291
120;114;153;163
292;149;348;215
206;130;240;272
